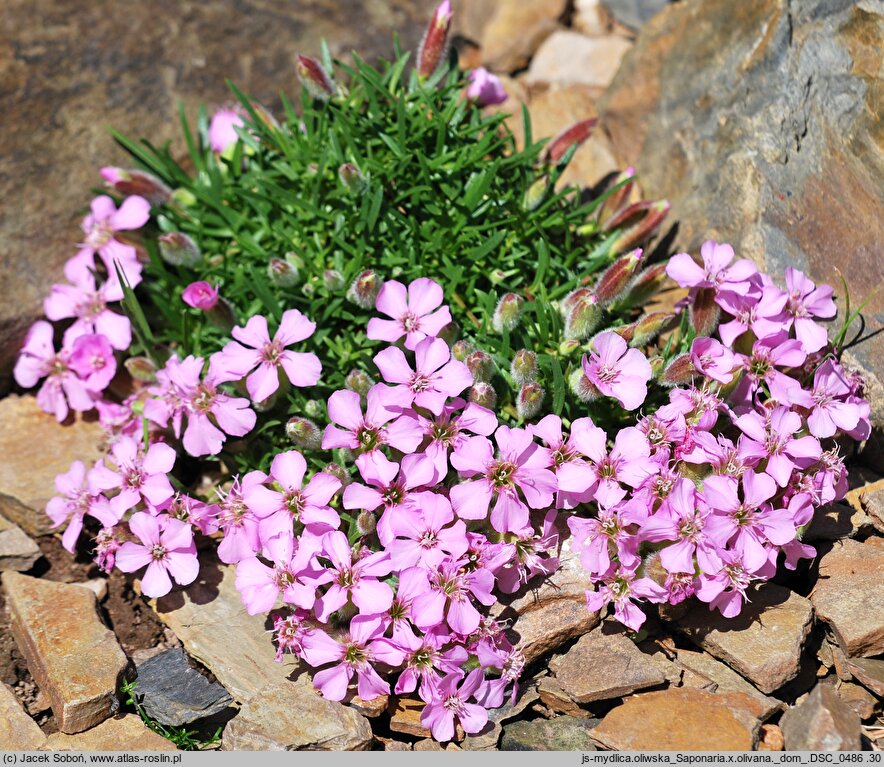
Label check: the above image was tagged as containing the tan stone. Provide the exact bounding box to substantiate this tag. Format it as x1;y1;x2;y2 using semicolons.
380;737;412;751
0;396;105;536
536;677;590;717
3;572;128;734
525;31;632;90
758;724;784;751
811;539;884;658
549;623;665;703
461;719;502;750
836;681;877;721
42;715;177;751
780;684;862;752
349;693;388;718
676;583;813;693
805;503;874;541
844;657;884;698
0;515;41;572
414;738;462;751
388;696;431;738
573;0;610;36
480;0;568;72
0;681;46;750
591;688;765;750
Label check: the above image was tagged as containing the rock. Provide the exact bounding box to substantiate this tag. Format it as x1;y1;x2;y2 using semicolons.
844;657;884;698
598;0;884;393
846;476;884;515
134;648;232;727
479;0;568;72
75;578;108;602
488;680;541;724
536;677;590;717
452;0;498;44
388;696;431;738
379;737;412;751
0;681;46;750
501;716;599;751
349;694;388;719
525;31;633;90
461;719;502;750
836;681;877;721
3;571;128;734
757;724;785;752
805;503;874;541
414;738;461;751
548;622;665;703
676;583;813;693
574;0;609;36
600;0;669;31
43;714;178;751
780;684;862;752
591;688;765;750
860;485;884;535
811;539;884;658
0;515;41;572
0;395;105;536
221;682;372;751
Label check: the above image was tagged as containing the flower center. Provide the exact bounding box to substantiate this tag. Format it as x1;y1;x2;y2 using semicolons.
487;460;517;489
382;482;405;507
595;365;617;384
357;425;380;450
431;421;458;446
86;221;114;249
336;566;357;589
401;312;420;333
126;469;144;488
418;530;438;548
151;545;167;561
261;340;284;365
409;372;432;393
285;491;305;519
344;642;367;665
192;384;216;413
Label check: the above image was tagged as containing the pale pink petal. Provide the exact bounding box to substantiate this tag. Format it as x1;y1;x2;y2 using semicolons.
279;351;322;387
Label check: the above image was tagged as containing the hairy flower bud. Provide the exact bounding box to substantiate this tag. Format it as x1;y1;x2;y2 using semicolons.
522;176;549;212
466;350;494;383
206;298;236;333
511;349;538;385
100;167;171;206
558;339;581;356
607;200;671;255
649;355;665;378
323;462;351;488
569;368;600;403
469;381;497;409
437;320;460;346
659;353;696;386
345;369;374;397
564;291;601;340
296;54;336;100
347;270;383;309
285;417;322;449
492;293;524;333
356;510;378;537
124;356;158;383
323;269;345;292
543;118;598;165
417;0;452;80
617;262;669;310
612;322;636;344
451;339;475;362
630;312;678;348
595;249;645;305
268;257;299;287
598;167;636;226
690;287;721;338
304;399;324;419
338;163;367;194
516;383;545;421
158;231;201;268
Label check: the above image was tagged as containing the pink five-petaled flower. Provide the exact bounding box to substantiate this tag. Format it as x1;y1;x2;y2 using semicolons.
450;425;556;534
736;406;822;487
784;266;836;353
373;337;472;416
367;278;452;350
420;668;488;742
67;334;117;392
115;512;199;598
212;310;321;403
182;281;219;310
385;492;469;570
322;383;423;454
695;550;761;618
314;531;393;623
665;240;758;296
46;461;119;553
44;271;131;350
790;359;861;439
585;567;667;631
208;107;245;153
690;337;736;385
412;556;496;635
582;331;652;411
235;534;323;615
715;286;789;349
216;473;265;564
530;414;601;509
89;436;176;516
465;67;508;107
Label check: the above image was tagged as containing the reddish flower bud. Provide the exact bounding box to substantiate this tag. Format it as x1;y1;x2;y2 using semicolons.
417;1;453;80
466;350;494;383
564;291;601;340
338;163;367;193
124;356;158;383
469;381;497;409
452;339;475;362
492;293;524;333
569;368;601;403
285;417;322;449
268;257;299;287
100;167;171;206
296;55;336;100
158;231;201;268
604;200;671;254
517;383;545;421
659;353;696;386
345;369;374;397
543;118;598;165
595;248;645;305
617;262;669;310
598;167;636;225
511;349;538;385
323;269;345;292
690;287;721;338
347;270;383;309
356;510;378;536
323;462;351;487
629;312;679;348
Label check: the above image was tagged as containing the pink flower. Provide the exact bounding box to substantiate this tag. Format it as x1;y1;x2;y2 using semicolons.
784;267;836;353
690;337;736;384
666;240;757;295
115;512;199;598
716;287;789;348
89;436;176;515
44;271;131;350
801;359;862;438
465;67;508;106
733;335;807;403
208;108;245;153
68;334;117;392
216;473;265;564
530;415;601;509
374;625;466;702
367;278;452;350
385;492;468;570
582;331;652;410
235;535;322;615
420;668;488;742
735;407;821;487
211;310;321;403
322;384;423;454
695;551;761;618
568;496;648;576
412;557;496;635
314;532;393;622
585;568;667;631
46;461;119;552
182;281;219;310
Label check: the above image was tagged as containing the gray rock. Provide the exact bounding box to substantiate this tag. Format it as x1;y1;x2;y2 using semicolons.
780;684;862;751
501;716;599;751
804;503;873;541
601;0;670;31
0;516;41;572
0;682;46;750
135;648;232;727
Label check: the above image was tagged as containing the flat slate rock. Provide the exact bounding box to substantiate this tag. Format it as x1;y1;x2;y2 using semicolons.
0;515;41;572
135;647;232;727
0;681;46;750
811;539;884;658
501;716;598;751
780;684;862;751
43;714;178;751
3;571;128;734
676;583;813;693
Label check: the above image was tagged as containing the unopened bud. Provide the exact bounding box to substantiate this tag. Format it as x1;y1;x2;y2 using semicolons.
345;369;374;397
469;382;497;409
660;353;696;386
268;257;299;287
564;292;602;340
304;399;324;419
630;312;678;348
323;462;351;487
417;0;452;80
437;320;460;346
347;270;383;309
253;391;279;413
207;298;236;333
452;339;475;362
612;322;636;344
595;249;645;305
511;349;538;385
617;262;669;310
466;351;494;383
607;200;671;255
544;118;598;165
285;417;322;449
492;293;524;333
100;167;171;206
522;176;549;212
302;283;315;298
356;510;378;537
649;355;665;378
296;54;336;100
170;188;197;208
323;269;345;292
158;232;202;268
338;163;367;194
569;368;601;403
124;356;158;383
598;167;636;225
558;339;581;356
517;383;545;421
690;287;721;338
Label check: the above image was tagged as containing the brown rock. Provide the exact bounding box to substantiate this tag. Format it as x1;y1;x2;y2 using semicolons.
757;723;784;751
844;657;884;698
591;688;764;750
676;583;813;693
380;737;412;751
0;396;105;536
488;679;541;723
574;0;610;36
461;719;502;750
3;571;128;734
549;623;665;703
525;31;632;90
804;503;873;541
780;684;862;751
536;677;590;717
836;681;877;721
452;0;498;44
388;696;431;738
0;515;41;572
349;694;388;718
859;485;884;535
43;714;177;751
414;738;462;751
501;716;599;751
0;681;46;750
480;0;568;72
811;539;884;658
846;476;884;515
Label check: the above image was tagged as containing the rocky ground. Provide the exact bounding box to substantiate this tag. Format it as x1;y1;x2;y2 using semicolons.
1;0;882;753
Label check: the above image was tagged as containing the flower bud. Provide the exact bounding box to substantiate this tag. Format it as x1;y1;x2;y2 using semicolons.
607;200;671;255
346;270;383;309
522;176;549;211
285;417;322;449
345;369;374;397
466;351;494;383
690;287;721;338
323;269;345;292
511;349;538;385
564;292;602;340
558;339;581;356
437;320;460;346
492;293;524;333
268;257;299;287
569;368;600;403
516;383;545;421
356;510;378;536
612;322;636;344
451;339;475;362
296;54;336;100
598;167;636;225
338;163;367;194
252;391;279;413
417;0;452;80
629;312;678;348
659;353;696;386
543;118;598;165
323;462;351;487
158;231;202;268
100;167;171;206
124;356;158;383
617;262;669;310
595;249;645;305
304;399;324;419
649;355;665;378
206;298;236;333
465;67;508;107
469;382;497;409
170;187;197;208
182;281;220;310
